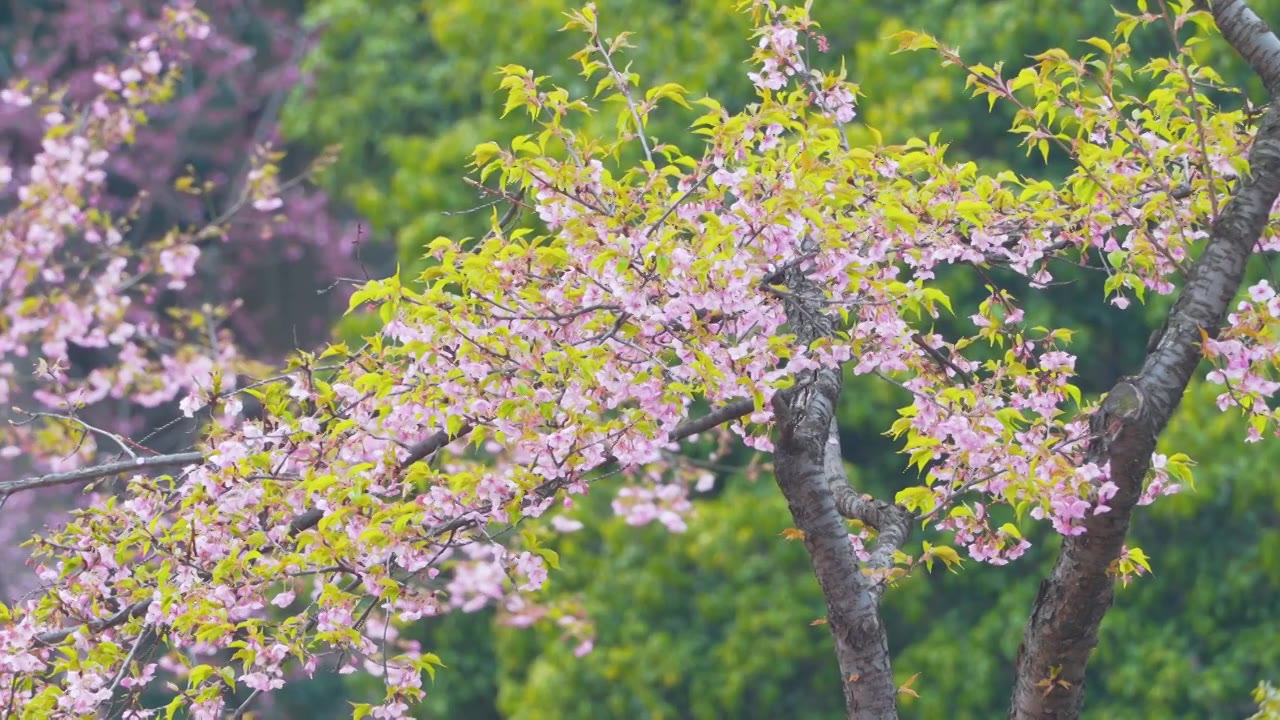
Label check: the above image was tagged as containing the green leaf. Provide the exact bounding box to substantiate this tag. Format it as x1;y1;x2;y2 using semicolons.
188;665;215;688
999;522;1022;540
890;30;939;53
895;486;936;514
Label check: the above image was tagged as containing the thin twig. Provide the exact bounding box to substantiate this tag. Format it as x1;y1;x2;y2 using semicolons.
13;410;140;459
646;174;707;239
592;32;653;164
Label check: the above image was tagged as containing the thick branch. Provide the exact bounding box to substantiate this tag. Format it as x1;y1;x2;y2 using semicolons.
774;369;896;720
1213;0;1280;94
400;425;470;468
671;399;755;439
1009;35;1280;717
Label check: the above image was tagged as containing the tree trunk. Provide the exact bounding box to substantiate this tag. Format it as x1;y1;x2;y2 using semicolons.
773;367;898;719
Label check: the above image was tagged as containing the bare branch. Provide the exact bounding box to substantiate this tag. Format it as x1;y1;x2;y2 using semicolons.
15;410;140;459
592;32;653;165
36;599;148;645
102;625;160;719
0;452;203;499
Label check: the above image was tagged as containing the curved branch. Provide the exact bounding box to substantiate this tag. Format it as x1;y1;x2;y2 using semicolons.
670;399;755;440
823;419;912;595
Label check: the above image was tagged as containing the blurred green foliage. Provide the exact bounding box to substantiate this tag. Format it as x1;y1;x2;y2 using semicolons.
493;481;841;720
282;0;1280;717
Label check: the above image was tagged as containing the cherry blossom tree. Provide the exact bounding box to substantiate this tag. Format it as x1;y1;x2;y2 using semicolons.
5;0;1280;718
